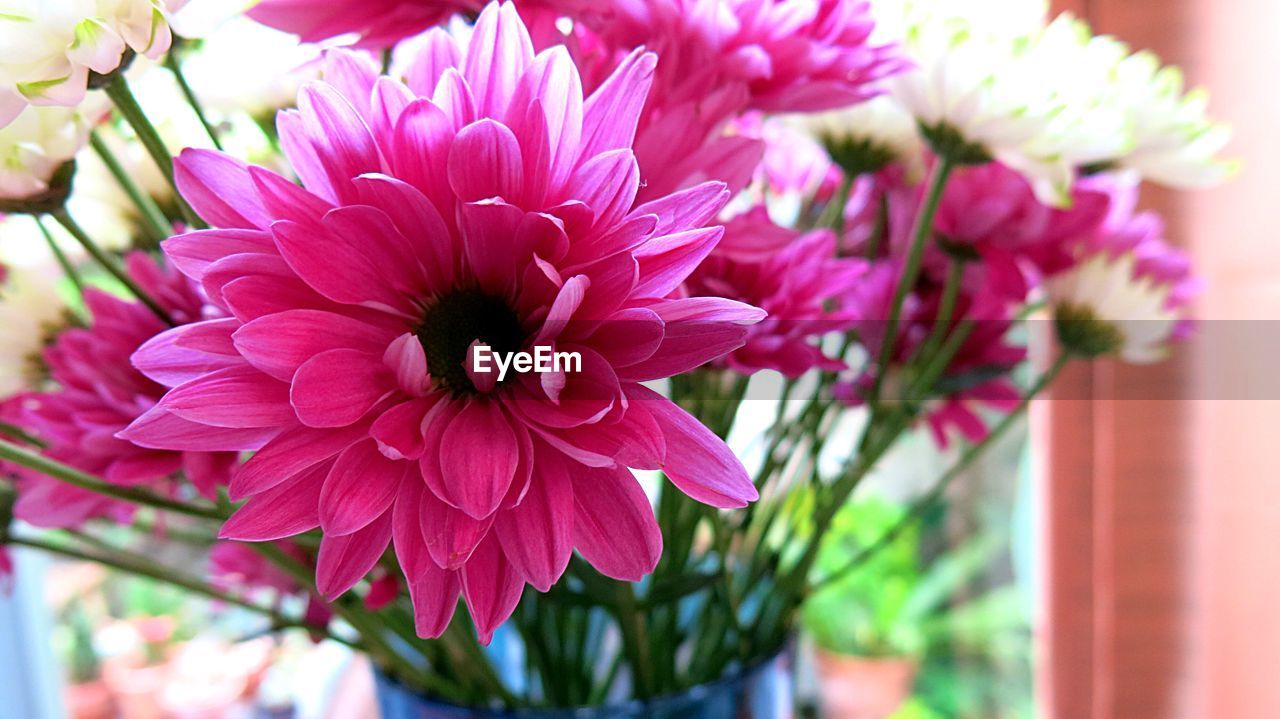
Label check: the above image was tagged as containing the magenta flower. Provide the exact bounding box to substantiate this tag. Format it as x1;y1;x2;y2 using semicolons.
572;0;902;200
689;211;865;377
15;254;239;530
248;0;483;47
210;540;335;631
835;261;1024;449
881;160;1113;305
0;547;11;595
123;2;760;642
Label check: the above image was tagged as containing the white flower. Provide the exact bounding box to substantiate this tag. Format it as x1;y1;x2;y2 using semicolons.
0;261;67;396
0;0;180;127
804;96;926;182
1046;252;1178;364
1105;50;1236;188
0;104;88;200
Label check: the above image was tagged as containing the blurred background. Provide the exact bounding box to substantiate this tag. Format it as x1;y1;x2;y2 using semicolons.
2;0;1278;718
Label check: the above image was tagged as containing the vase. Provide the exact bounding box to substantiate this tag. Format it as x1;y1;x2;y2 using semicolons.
812;649;916;719
374;649;794;719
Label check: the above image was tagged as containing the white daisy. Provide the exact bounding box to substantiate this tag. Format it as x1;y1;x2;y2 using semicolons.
1046;252;1179;364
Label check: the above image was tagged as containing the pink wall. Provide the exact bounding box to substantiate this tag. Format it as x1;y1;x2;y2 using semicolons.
1042;1;1280;718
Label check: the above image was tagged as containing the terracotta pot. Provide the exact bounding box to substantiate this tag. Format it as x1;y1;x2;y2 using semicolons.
64;679;116;719
813;649;916;719
103;656;170;719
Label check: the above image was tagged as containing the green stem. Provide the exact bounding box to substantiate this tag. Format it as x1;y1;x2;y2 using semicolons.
50;210;174;326
809;351;1071;593
164;49;224;152
104;74;203;228
870;157;954;405
7;534;294;624
0;439;222;521
613;582;656;698
90;130;172;242
34;216;84;295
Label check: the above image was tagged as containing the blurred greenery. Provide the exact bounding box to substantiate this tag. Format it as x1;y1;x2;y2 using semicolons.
801;493;1034;719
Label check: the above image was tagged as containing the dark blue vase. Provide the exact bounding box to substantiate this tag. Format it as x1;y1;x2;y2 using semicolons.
373;649;794;719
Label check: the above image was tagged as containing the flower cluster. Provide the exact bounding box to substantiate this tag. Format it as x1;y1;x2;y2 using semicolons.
0;0;183;127
0;0;1224;661
15;253;236;529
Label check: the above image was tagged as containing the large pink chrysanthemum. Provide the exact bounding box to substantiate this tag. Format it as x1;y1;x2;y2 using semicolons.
15;254;238;529
123;2;761;642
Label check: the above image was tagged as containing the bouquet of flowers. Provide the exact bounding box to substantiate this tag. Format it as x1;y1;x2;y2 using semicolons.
0;0;1228;715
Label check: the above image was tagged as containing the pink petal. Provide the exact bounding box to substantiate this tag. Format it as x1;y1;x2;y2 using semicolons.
230;421;369;499
564;149;639;233
383;333;430;397
234;309;394;383
272;219;413;312
321;50;378;120
408;559;462;638
460;532;524;645
494;444;573;591
371;397;437;461
316;509;393;599
560;398;666;471
297;82;382;203
220;462;328;540
278;109;338;203
633;227;724;298
351;174;456;291
507;46;583;195
183;451;238;500
160;366;294;428
291;348;392;428
571;464;662;581
462;2;534;119
633;386;758;508
438;400;519;520
420;488;495;571
403;27;460;97
631;181;730;236
388;99;457;226
223;274;339;323
132;321;244;387
174;149;271;229
249;166;334;225
320;440;407;535
162;229;275;281
119;406;277;452
580;49;656;160
457;199;525;295
448;119;524;203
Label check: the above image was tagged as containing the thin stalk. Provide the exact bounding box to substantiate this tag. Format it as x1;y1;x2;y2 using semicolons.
0;439;223;521
0;421;47;448
869;157;955;405
613;582;656;698
90;130;172;242
164;49;224;151
104;75;202;228
911;257;966;368
8;534;293;625
816;175;854;233
50;210;174;326
34;216;84;294
809;351;1071;593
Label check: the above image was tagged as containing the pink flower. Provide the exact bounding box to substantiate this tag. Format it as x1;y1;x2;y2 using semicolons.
689;211;864;377
570;0;902;200
0;547;11;595
123;2;761;643
15;254;238;530
836;261;1024;449
248;0;483;47
874;160;1113;305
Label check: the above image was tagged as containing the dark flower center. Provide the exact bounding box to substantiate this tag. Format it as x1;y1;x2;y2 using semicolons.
418;288;525;395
